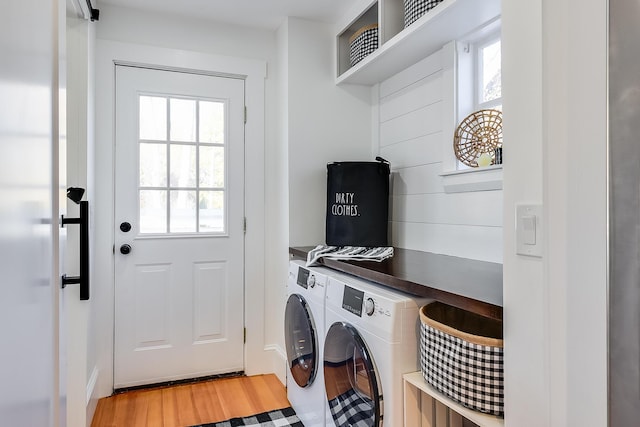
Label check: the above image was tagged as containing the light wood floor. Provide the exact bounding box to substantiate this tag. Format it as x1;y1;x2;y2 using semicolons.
90;374;290;427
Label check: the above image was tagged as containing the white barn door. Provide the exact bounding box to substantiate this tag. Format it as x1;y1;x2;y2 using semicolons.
0;0;66;425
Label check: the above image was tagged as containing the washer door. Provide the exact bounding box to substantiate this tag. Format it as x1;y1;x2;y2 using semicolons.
285;294;318;388
324;321;382;427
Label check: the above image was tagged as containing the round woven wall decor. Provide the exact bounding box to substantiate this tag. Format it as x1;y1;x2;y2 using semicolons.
453;109;503;167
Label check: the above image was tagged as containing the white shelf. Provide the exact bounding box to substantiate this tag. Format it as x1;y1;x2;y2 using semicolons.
440;165;503;193
337;0;501;85
403;371;504;427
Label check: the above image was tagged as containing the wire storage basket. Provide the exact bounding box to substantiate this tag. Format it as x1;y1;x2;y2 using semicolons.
419;302;504;417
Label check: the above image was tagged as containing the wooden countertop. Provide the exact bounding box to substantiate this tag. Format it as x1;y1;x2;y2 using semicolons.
289;246;503;320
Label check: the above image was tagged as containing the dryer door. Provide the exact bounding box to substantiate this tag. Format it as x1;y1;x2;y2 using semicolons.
324;321;382;427
285;294;318;387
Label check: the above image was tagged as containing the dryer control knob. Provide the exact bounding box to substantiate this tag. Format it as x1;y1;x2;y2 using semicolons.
307;274;316;288
364;297;375;316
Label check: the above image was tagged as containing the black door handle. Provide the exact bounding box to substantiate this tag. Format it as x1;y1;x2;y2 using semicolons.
120;244;131;255
120;222;131;232
61;201;90;300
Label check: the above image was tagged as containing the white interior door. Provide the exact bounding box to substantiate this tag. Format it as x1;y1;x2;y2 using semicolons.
114;65;245;388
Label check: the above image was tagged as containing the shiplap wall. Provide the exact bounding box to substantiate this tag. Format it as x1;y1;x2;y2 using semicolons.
377;48;503;263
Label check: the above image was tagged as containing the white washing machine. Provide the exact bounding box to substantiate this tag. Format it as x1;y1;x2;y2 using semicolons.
285;260;331;427
323;271;430;427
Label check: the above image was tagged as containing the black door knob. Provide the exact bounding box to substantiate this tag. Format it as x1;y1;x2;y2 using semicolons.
120;222;132;232
120;244;131;255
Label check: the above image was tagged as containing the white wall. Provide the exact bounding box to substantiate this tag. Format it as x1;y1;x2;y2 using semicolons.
503;0;608;425
375;49;503;262
66;11;98;427
279;18;372;376
65;16;90;427
96;6;276;61
543;0;608;425
85;4;610;425
93;4;281;396
374;1;608;423
92;6;372;402
502;1;547;423
285;17;373;247
266;21;290;380
84;19;98;425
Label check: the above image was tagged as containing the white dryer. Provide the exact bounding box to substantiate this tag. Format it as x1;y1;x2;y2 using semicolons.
323;271;430;427
285;260;330;427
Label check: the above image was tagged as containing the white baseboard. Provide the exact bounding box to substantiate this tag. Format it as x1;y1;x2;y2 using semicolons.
262;344;287;384
85;366;99;426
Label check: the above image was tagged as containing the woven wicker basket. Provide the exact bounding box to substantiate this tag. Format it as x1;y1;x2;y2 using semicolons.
453;109;503;167
349;23;378;66
404;0;445;28
419;302;504;417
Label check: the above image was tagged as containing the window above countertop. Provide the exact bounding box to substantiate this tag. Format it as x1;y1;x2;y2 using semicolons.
440;18;503;193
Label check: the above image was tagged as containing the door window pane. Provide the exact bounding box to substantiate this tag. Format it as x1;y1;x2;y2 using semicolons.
199;191;224;232
169;144;196;187
199;101;225;144
170;98;196;142
139;96;167;141
140;190;167;233
170;191;197;232
139;143;167;187
199;146;225;188
139;95;227;235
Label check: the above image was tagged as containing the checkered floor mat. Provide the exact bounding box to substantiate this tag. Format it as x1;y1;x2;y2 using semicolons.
328;388;376;427
192;407;304;427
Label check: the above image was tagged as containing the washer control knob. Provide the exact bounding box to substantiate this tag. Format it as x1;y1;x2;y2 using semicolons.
307;274;316;288
364;297;375;316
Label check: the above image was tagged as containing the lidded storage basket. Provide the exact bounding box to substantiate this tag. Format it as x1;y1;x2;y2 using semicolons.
419;302;504;417
404;0;445;28
349;23;378;66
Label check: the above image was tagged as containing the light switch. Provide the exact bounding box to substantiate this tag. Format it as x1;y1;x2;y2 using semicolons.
521;215;536;245
516;204;542;257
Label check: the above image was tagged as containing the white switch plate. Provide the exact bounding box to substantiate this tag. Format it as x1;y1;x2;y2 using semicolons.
516;204;543;257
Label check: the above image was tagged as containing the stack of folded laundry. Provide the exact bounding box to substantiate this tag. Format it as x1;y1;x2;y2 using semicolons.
306;245;394;267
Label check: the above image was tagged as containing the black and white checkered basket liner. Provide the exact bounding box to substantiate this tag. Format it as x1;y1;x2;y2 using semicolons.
403;0;445;28
420;303;504;417
349;24;378;67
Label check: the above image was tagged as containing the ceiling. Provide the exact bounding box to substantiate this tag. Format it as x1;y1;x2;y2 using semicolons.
98;0;359;31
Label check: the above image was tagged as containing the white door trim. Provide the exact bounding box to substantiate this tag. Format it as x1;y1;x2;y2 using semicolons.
95;39;266;396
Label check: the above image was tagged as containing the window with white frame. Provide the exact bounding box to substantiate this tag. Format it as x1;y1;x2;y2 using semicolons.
440;19;503;193
457;30;502;170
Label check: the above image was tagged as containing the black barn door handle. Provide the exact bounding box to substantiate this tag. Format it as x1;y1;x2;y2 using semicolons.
61;200;90;300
